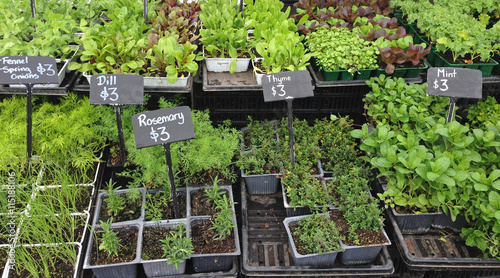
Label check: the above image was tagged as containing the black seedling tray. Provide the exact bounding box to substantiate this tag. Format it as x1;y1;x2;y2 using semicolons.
385;203;500;275
240;181;395;277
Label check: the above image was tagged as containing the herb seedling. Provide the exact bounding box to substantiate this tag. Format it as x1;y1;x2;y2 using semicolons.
293;213;343;255
204;176;225;204
97;219;122;258
210;195;236;241
101;179;125;218
160;223;193;270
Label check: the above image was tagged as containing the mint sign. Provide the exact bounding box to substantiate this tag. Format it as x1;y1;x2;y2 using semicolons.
0;56;58;84
90;74;144;105
132;106;195;149
427;67;482;99
262;70;314;102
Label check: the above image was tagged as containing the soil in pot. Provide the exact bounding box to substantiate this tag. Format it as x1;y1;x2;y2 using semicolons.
329;210;388;246
141;226;172;260
145;191;187;221
91;226;138;265
190;188;230;216
99;194;142;223
178;169;234;187
109;142;125;166
191;218;236;254
108;142;133;166
0;247;7;273
9;245;78;277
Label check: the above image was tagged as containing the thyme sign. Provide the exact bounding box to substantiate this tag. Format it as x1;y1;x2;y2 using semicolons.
89;74;144;105
262;70;314;102
0;56;58;84
261;70;314;166
132;106;195;149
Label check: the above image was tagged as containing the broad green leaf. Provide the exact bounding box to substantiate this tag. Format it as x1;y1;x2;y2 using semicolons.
427;171;440;181
489;191;500;210
474;183;489;192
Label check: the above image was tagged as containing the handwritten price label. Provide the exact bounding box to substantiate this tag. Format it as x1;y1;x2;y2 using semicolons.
132;106;195;149
90;74;143;105
262;71;313;102
0;56;59;84
427;68;482;99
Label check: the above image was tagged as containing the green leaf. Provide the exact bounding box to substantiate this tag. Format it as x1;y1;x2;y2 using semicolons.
185;62;198;74
437;174;455;187
393;196;408;207
474;183;489;192
229;59;237;74
489;191;500;210
418;194;429;206
434;157;450;174
166;65;178;84
427;172;440;181
493;180;500;191
372;157;392;168
106;56;116;65
437;192;446;203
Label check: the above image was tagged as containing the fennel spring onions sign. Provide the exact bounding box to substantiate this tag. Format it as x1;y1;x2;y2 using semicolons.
427;67;482;99
132;106;195;149
262;71;314;102
89;74;144;105
0;56;58;84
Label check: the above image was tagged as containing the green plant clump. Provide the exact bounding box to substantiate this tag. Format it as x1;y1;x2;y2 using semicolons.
353;75;500;259
305;26;378;73
160;223;193;270
466;96;500;129
97;219;122;258
293;213;343;255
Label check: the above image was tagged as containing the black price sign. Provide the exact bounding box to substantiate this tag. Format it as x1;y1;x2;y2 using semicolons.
427;68;482;99
132;106;195;149
262;71;314;102
0;56;58;84
90;74;144;105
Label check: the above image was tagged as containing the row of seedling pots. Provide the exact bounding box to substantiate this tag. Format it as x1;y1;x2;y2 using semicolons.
375;176;470;235
85;184;240;277
283;212;391;268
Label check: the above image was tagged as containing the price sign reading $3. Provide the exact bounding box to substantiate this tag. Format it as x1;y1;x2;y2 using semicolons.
0;56;59;84
36;63;56;77
89;74;143;105
149;126;170;142
132;106;195;149
427;68;482;99
97;75;118;101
